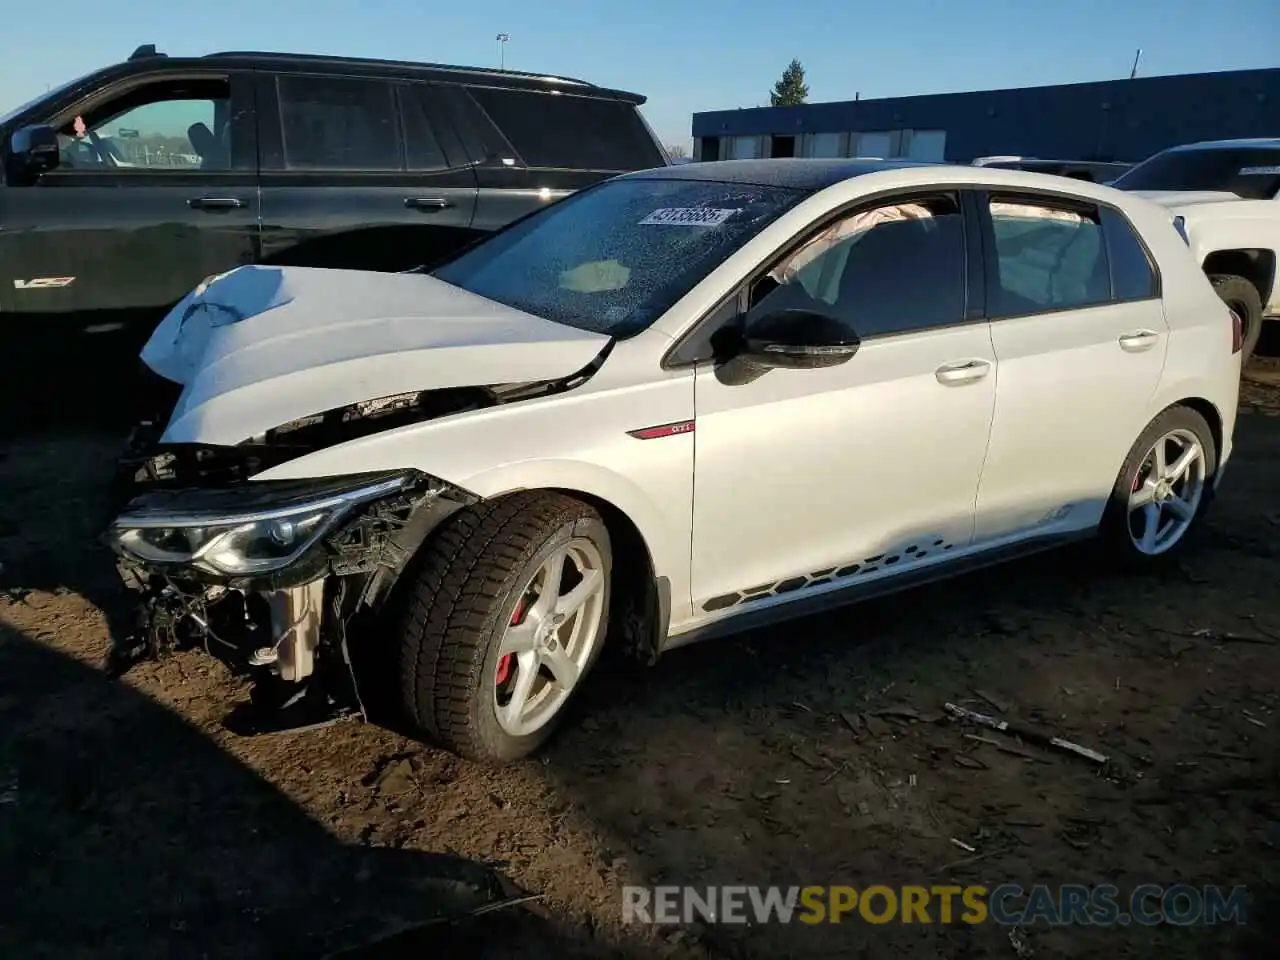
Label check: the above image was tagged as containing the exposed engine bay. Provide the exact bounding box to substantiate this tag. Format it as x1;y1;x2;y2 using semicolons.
106;343;613;734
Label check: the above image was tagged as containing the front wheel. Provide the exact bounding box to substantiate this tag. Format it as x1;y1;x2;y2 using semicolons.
391;492;612;764
1100;406;1217;566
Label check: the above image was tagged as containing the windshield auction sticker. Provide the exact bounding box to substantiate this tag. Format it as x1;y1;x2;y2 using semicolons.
639;207;738;226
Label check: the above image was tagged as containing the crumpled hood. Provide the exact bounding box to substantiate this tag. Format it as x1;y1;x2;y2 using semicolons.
143;265;611;446
1127;189;1243;208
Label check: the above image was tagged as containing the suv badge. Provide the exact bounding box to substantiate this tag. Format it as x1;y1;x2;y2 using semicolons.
14;277;76;289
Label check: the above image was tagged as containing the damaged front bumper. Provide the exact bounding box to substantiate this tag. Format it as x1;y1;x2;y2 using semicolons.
105;459;479;734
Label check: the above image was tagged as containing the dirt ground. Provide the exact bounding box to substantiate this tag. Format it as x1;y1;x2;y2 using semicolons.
3;361;1280;960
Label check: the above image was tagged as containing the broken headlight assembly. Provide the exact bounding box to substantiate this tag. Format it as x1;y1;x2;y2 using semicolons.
107;471;416;577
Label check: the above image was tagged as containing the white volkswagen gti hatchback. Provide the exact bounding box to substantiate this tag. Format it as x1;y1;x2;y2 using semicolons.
107;159;1242;763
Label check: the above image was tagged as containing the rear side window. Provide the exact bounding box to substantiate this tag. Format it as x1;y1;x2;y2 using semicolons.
464;86;663;170
1101;207;1158;301
398;85;447;170
277;75;400;171
985;197;1110;318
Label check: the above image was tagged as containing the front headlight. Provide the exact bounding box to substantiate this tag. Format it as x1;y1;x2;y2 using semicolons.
109;471;415;576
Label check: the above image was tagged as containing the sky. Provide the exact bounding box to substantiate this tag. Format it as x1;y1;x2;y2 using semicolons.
1;0;1276;150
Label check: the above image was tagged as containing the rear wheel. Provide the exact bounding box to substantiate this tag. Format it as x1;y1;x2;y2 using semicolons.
1100;406;1217;566
1209;273;1263;362
391;492;611;763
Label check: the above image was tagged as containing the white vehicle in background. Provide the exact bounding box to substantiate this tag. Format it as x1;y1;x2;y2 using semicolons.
1112;138;1280;360
972;155;1133;183
107;159;1242;764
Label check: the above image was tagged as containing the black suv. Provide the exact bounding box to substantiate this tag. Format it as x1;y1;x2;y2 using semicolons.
0;44;667;407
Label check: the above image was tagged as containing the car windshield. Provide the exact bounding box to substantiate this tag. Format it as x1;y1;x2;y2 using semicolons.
1113;147;1280;199
431;177;806;337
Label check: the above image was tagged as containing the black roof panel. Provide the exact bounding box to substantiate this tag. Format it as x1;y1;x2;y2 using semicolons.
200;50;646;103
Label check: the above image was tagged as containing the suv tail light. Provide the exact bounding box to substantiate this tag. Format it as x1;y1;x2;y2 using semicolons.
1172;215;1190;246
1229;307;1244;354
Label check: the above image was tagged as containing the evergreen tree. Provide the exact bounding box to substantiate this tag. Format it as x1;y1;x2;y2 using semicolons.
770;60;810;107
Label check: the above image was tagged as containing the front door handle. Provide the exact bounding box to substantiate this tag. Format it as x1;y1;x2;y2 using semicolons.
935;359;992;385
187;197;246;211
405;197;451;212
1119;330;1160;352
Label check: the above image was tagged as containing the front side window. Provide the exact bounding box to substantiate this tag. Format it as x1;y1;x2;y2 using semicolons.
55;81;231;172
986;198;1109;318
277;75;399;171
748;194;968;338
433;177;805;337
1112;147;1280;200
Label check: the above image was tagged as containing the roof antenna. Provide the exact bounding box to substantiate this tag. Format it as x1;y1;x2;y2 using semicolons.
1128;48;1141;80
129;44;159;61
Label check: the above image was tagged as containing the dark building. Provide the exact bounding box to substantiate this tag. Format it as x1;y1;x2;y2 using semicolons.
691;68;1280;165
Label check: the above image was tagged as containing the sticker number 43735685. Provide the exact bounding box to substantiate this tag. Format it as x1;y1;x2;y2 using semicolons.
639;207;738;227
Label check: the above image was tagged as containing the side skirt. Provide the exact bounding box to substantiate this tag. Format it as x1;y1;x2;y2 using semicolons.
661;527;1097;652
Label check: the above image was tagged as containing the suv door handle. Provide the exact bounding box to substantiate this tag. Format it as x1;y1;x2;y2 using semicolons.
935;359;992;385
405;197;451;212
188;197;245;211
1118;330;1160;352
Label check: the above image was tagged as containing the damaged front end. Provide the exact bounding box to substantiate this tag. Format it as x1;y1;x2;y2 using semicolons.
105;466;479;734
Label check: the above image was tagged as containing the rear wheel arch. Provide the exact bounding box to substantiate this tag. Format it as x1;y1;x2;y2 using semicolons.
1202;248;1276;308
1172;397;1223;468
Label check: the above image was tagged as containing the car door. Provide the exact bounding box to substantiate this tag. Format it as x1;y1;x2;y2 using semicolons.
256;72;479;274
972;191;1169;543
688;191;998;615
0;71;259;359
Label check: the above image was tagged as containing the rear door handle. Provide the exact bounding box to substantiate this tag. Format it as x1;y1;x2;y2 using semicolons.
405;197;451;212
187;197;245;211
935;359;992;385
1118;330;1160;352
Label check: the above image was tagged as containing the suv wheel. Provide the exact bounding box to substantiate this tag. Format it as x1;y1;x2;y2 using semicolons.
1100;406;1216;566
392;492;611;763
1209;273;1263;362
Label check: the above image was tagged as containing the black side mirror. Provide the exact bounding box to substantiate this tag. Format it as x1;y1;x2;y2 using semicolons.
739;308;860;370
7;124;61;182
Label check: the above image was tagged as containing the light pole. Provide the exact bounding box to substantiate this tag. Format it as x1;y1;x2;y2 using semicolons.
496;33;510;70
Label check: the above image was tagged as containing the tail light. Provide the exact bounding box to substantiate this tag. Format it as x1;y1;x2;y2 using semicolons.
1229;308;1244;354
1172;215;1190;246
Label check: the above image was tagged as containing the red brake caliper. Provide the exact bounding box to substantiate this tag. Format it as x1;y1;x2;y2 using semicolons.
497;597;526;686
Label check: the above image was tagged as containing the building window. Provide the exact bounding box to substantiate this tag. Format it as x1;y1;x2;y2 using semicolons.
903;130;947;161
728;135;761;160
854;131;893;159
804;132;843;158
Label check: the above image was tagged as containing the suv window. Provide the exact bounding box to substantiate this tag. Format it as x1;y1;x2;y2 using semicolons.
464;86;663;170
55;80;231;172
1113;147;1280;200
277;75;400;171
749;195;968;338
1101;207;1158;302
986;197;1109;318
398;85;447;170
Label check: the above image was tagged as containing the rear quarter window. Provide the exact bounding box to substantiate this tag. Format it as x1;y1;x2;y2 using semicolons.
464;86;664;171
1101;207;1159;301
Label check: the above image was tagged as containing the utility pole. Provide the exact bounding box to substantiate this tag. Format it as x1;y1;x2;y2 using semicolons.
1129;48;1142;80
496;33;510;70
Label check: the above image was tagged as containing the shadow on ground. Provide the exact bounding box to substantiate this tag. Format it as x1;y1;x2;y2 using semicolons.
2;399;1280;959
